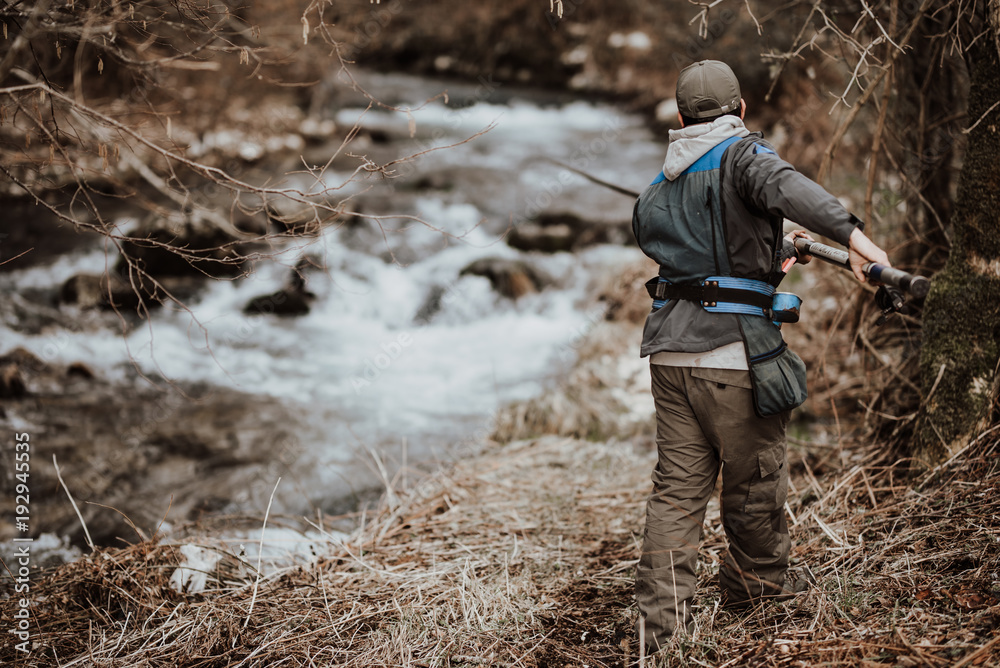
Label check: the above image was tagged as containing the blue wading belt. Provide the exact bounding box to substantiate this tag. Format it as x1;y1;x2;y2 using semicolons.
645;275;797;322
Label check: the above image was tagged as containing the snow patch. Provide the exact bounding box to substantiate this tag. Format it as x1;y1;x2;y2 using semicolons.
170;544;223;594
0;533;82;569
169;527;346;593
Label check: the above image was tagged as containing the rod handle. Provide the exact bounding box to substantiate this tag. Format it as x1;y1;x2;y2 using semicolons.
792;238;930;298
863;263;930;299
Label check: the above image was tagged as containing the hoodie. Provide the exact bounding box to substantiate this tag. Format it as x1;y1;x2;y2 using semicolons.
662;116;749;181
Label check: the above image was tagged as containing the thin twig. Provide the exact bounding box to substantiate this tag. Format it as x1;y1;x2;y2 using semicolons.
52;455;94;552
243;477;281;630
962;98;1000;135
818;0;936;182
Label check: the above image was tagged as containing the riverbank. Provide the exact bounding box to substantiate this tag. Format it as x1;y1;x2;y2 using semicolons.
3;4;976;663
3;400;998;666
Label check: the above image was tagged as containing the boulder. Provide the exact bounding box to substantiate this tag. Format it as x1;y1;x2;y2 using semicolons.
506;212;633;253
0;348;45;398
67;362;96;379
0;364;26;399
0;347;45;371
243;269;316;317
0;348;108;400
459;257;553;299
114;212;250;283
60;273;142;310
243;288;314;317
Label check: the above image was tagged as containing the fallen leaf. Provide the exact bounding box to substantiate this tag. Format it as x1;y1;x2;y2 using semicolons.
946;587;997;610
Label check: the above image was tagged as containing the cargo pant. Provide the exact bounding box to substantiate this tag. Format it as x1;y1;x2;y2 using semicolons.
636;363;791;650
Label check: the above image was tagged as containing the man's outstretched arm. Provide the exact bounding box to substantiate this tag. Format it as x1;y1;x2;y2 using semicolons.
735;146;891;283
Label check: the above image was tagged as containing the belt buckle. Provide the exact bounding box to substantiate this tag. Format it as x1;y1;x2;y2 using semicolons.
702;279;719;308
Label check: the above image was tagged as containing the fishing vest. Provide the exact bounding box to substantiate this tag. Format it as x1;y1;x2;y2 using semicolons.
633;135;808;417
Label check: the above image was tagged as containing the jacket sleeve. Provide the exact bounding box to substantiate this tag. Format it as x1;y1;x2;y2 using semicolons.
733;143;858;248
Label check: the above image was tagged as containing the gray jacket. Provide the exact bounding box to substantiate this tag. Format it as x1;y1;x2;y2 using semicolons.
633;125;859;357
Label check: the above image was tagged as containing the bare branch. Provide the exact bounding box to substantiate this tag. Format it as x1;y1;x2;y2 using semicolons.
817;0;937;183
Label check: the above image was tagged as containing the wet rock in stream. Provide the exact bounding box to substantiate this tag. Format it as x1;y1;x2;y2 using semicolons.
507;212;633;253
243;268;318;317
59;273;143;311
115;212;256;286
0;364;27;399
459;257;554;299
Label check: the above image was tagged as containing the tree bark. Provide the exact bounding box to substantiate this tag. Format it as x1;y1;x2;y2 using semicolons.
892;5;967;263
915;14;1000;466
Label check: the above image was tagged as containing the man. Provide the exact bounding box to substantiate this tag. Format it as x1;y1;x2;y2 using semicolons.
631;60;890;651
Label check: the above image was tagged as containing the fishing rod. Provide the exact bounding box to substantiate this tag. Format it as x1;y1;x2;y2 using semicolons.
791;237;930;299
788;237;930;325
541;158;641;198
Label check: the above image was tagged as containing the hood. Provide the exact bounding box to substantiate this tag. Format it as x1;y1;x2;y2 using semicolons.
662;116;750;181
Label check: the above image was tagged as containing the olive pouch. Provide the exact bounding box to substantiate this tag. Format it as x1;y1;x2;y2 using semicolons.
738;314;808;418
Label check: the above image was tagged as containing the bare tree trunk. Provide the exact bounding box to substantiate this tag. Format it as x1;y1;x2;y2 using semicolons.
892;5;966;265
915;14;1000;466
993;0;1000;56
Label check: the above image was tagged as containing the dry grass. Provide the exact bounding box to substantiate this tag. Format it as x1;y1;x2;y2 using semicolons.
658;423;1000;668
0;436;647;667
3;417;1000;667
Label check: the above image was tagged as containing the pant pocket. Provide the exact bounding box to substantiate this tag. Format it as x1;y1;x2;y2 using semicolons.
744;443;787;516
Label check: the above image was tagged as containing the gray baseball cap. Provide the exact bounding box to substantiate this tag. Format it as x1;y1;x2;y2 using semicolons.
676;60;741;120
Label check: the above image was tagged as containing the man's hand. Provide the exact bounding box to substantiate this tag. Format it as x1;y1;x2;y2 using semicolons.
848;227;891;283
785;229;815;265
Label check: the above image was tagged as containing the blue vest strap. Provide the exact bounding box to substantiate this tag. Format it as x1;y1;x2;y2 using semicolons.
682;136;743;175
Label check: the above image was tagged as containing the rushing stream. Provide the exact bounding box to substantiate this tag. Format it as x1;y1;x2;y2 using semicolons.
1;69;664;547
